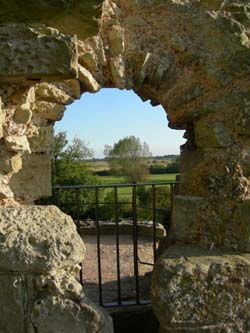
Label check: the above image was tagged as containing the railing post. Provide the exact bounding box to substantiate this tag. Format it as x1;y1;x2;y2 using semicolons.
75;189;83;285
114;186;122;305
52;187;59;207
95;187;103;306
170;183;174;228
51;180;180;308
152;185;157;263
132;184;140;305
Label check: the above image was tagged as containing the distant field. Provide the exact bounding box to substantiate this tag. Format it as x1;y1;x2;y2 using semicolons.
87;157;176;173
98;174;177;184
95;174;178;200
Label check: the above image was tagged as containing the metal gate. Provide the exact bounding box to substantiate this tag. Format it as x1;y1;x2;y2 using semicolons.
52;181;178;307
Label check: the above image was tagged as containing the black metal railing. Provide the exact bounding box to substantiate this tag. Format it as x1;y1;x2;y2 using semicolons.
52;181;179;307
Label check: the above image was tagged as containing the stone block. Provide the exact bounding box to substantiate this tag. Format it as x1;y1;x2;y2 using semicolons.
0;274;26;333
195;119;233;148
35;83;74;105
171;195;204;242
0;153;22;174
78;64;101;92
4;135;31;153
0;205;113;332
180;149;204;195
28;126;53;153
14;103;32;124
152;245;250;332
0;97;4;139
0;175;14;199
108;25;125;56
0;0;101;40
110;55;126;89
0;205;85;272
232;201;250;252
31;295;113;333
9;153;52;200
0;24;78;83
32;101;65;121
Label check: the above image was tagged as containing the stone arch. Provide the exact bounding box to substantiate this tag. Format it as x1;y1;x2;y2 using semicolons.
1;1;250;332
2;0;250;248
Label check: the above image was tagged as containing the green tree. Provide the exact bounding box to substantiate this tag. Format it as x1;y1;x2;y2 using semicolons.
104;136;151;183
39;131;98;219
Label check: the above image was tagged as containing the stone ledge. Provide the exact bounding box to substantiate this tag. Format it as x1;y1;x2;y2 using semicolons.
152;245;250;333
0;205;85;272
0;24;78;83
80;220;166;238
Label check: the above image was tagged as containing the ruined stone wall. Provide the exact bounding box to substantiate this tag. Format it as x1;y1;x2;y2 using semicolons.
1;1;250;332
1;0;250;251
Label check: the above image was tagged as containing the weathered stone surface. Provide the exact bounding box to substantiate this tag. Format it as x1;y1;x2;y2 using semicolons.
0;206;113;333
0;175;14;199
0;97;5;138
110;55;126;89
108;25;125;56
152;245;250;332
232;201;250;252
0;0;102;40
32;101;65;121
195;119;233;148
35;83;74;105
10;153;51;201
78;65;101;92
0;24;78;82
0;205;85;272
14;104;32;124
0;274;26;333
78;40;98;73
55;80;81;100
180;149;204;195
31;295;113;333
2;1;250;331
171;195;204;242
28;126;53;153
0;153;22;174
4;135;31;153
80;220;166;238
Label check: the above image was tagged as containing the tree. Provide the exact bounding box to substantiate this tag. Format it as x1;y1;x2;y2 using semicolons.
53;132;94;185
39;131;98;219
104;136;151;183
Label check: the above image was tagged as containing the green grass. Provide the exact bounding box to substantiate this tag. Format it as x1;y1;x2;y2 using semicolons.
98;173;177;184
96;174;178;200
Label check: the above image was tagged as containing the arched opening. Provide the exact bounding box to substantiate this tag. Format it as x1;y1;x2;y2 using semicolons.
55;88;185;158
51;88;185;308
1;0;250;332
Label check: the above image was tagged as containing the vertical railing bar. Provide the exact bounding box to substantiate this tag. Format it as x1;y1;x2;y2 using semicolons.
75;189;83;286
52;187;60;207
95;187;103;306
152;185;157;263
132;184;140;305
114;186;122;305
170;184;174;228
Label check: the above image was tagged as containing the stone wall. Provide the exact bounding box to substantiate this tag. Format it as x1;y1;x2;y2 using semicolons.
0;205;113;333
1;0;250;332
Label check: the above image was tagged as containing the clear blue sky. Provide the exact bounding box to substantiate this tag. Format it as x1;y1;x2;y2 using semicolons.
55;88;185;158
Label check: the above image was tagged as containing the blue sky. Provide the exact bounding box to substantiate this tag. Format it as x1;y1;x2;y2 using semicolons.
55;88;185;158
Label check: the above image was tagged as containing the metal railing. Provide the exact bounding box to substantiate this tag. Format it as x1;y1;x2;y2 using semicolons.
52;181;179;307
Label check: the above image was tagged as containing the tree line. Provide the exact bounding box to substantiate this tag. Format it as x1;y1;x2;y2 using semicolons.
53;131;179;185
37;131;179;226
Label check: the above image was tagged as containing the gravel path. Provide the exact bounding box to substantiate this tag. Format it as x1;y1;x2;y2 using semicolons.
81;235;158;305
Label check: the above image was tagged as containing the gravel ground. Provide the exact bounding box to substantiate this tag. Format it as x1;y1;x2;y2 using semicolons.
81;234;158;305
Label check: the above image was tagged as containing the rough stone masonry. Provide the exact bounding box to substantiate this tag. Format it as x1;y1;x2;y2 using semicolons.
0;0;250;332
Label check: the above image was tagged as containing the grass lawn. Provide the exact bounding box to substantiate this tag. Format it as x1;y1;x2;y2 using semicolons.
96;174;178;200
98;173;178;184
